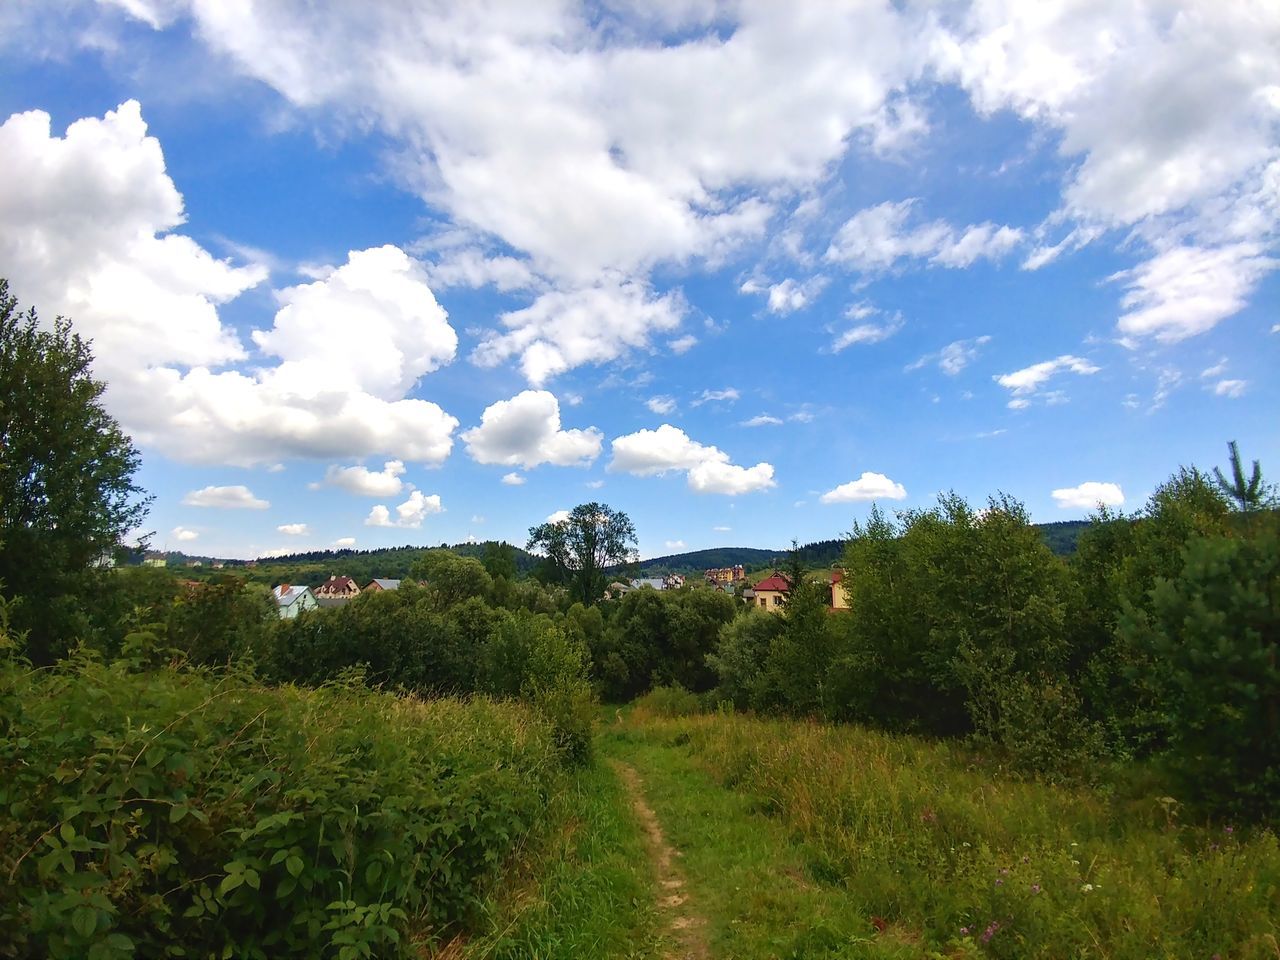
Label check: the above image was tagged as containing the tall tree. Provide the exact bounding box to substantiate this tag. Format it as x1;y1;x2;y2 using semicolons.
527;502;637;605
1214;440;1272;514
0;280;151;661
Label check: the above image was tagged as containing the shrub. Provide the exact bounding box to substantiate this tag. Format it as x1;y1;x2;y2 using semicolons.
0;656;562;958
632;683;702;718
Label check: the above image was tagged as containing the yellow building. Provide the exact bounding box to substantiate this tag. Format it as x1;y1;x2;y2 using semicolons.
751;572;790;611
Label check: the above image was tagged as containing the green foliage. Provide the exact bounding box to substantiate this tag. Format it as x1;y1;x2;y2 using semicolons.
1118;519;1280;819
0;657;563;958
631;683;703;718
627;710;1280;960
592;586;737;701
527;502;638;605
706;610;783;710
0;280;151;663
1214;440;1274;514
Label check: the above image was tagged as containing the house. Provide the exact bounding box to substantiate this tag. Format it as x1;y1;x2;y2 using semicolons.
751;572;791;611
704;565;747;585
142;555;167;568
272;584;318;619
364;578;402;592
631;577;667;591
314;575;360;599
830;569;851;610
663;573;686;590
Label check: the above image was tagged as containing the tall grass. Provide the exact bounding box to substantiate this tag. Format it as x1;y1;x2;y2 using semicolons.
629;710;1280;958
0;655;565;959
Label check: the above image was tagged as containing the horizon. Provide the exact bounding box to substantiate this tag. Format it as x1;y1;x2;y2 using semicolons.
2;3;1276;560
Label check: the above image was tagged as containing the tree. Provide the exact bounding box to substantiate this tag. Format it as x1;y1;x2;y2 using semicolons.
527;502;637;605
0;280;151;662
1214;440;1273;515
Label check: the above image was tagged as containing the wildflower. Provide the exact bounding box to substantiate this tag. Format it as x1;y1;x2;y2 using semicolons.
1070;841;1079;847
980;920;1001;944
1224;826;1234;835
1000;867;1009;875
1031;884;1041;894
995;878;1004;886
960;927;970;936
1081;883;1094;893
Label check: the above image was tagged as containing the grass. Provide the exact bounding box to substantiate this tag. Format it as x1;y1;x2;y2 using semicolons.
450;756;662;960
613;706;1280;959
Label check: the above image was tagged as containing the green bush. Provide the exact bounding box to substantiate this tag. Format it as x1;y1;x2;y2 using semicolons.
632;683;702;718
1118;521;1280;819
0;656;562;958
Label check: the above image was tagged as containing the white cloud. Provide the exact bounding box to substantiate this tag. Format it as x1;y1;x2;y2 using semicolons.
333;537;356;548
472;282;686;385
609;424;775;495
461;390;602;469
994;355;1100;407
825;199;1022;271
713;525;732;532
323;460;407;497
1213;379;1248;398
585;479;605;489
1051;482;1125;510
0;100;464;468
741;414;784;427
668;334;698;354
501;472;526;486
907;335;992;375
751;276;829;314
545;509;571;524
365;491;443;529
1113;244;1277;342
832;312;904;351
277;523;310;536
182;485;269;509
693;387;740;406
687;460;776;495
820;472;907;503
1200;358;1229;379
932;4;1280;339
647;396;677;415
664;539;685;550
171;526;198;542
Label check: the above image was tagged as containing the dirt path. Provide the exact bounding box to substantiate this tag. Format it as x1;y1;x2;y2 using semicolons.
609;760;710;960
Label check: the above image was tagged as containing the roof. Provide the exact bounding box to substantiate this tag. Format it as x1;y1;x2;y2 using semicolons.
273;584;313;607
753;573;791;592
631;578;666;590
315;575;358;594
831;570;844;584
368;578;402;590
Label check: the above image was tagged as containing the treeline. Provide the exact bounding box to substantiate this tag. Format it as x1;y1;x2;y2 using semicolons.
705;459;1278;821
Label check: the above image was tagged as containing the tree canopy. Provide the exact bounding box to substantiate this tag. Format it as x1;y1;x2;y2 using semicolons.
527;502;638;605
0;279;150;661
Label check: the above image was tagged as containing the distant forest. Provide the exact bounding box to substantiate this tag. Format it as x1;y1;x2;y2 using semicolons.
148;520;1093;587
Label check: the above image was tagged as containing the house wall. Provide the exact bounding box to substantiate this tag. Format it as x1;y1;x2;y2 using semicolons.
832;579;851;610
755;589;785;611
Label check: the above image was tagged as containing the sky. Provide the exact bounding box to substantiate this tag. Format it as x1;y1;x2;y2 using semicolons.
0;1;1276;561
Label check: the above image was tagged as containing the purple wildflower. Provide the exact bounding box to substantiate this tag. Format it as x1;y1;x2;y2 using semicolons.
1031;884;1041;894
960;927;970;936
981;920;1001;944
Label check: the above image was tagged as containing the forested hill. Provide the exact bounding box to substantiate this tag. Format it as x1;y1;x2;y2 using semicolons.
636;522;1092;576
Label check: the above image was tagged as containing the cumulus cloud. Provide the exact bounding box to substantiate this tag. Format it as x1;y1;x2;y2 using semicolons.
323;460;407;497
333;537;356;548
647;396;677;415
825;199;1022;271
501;472;526;486
461;390;602;469
819;472;907;503
171;526;198;542
1051;482;1125;510
182;485;269;509
472;282;686;385
545;509;571;524
664;539;685;550
741;415;783;427
366;491;443;528
277;523;310;536
994;355;1100;408
907;335;992;375
1212;379;1248;398
0;102;461;467
668;334;698;354
744;276;829;314
609;424;775;495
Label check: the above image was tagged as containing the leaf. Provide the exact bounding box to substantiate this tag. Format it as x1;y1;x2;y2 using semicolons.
169;804;189;824
72;905;98;939
286;855;304;878
60;822;76;843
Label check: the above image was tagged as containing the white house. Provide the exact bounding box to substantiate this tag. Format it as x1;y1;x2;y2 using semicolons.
272;584;318;619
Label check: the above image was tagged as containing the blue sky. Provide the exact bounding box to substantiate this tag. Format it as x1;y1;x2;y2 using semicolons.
1;1;1276;560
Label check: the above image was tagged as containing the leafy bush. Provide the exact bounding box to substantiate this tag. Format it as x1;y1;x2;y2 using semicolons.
1118;521;1280;819
0;656;563;958
632;683;702;718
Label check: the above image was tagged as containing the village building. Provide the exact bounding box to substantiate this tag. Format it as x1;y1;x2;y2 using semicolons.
272;584;318;619
830;569;851;610
751;572;790;611
314;574;360;599
364;578;402;592
704;564;747;585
